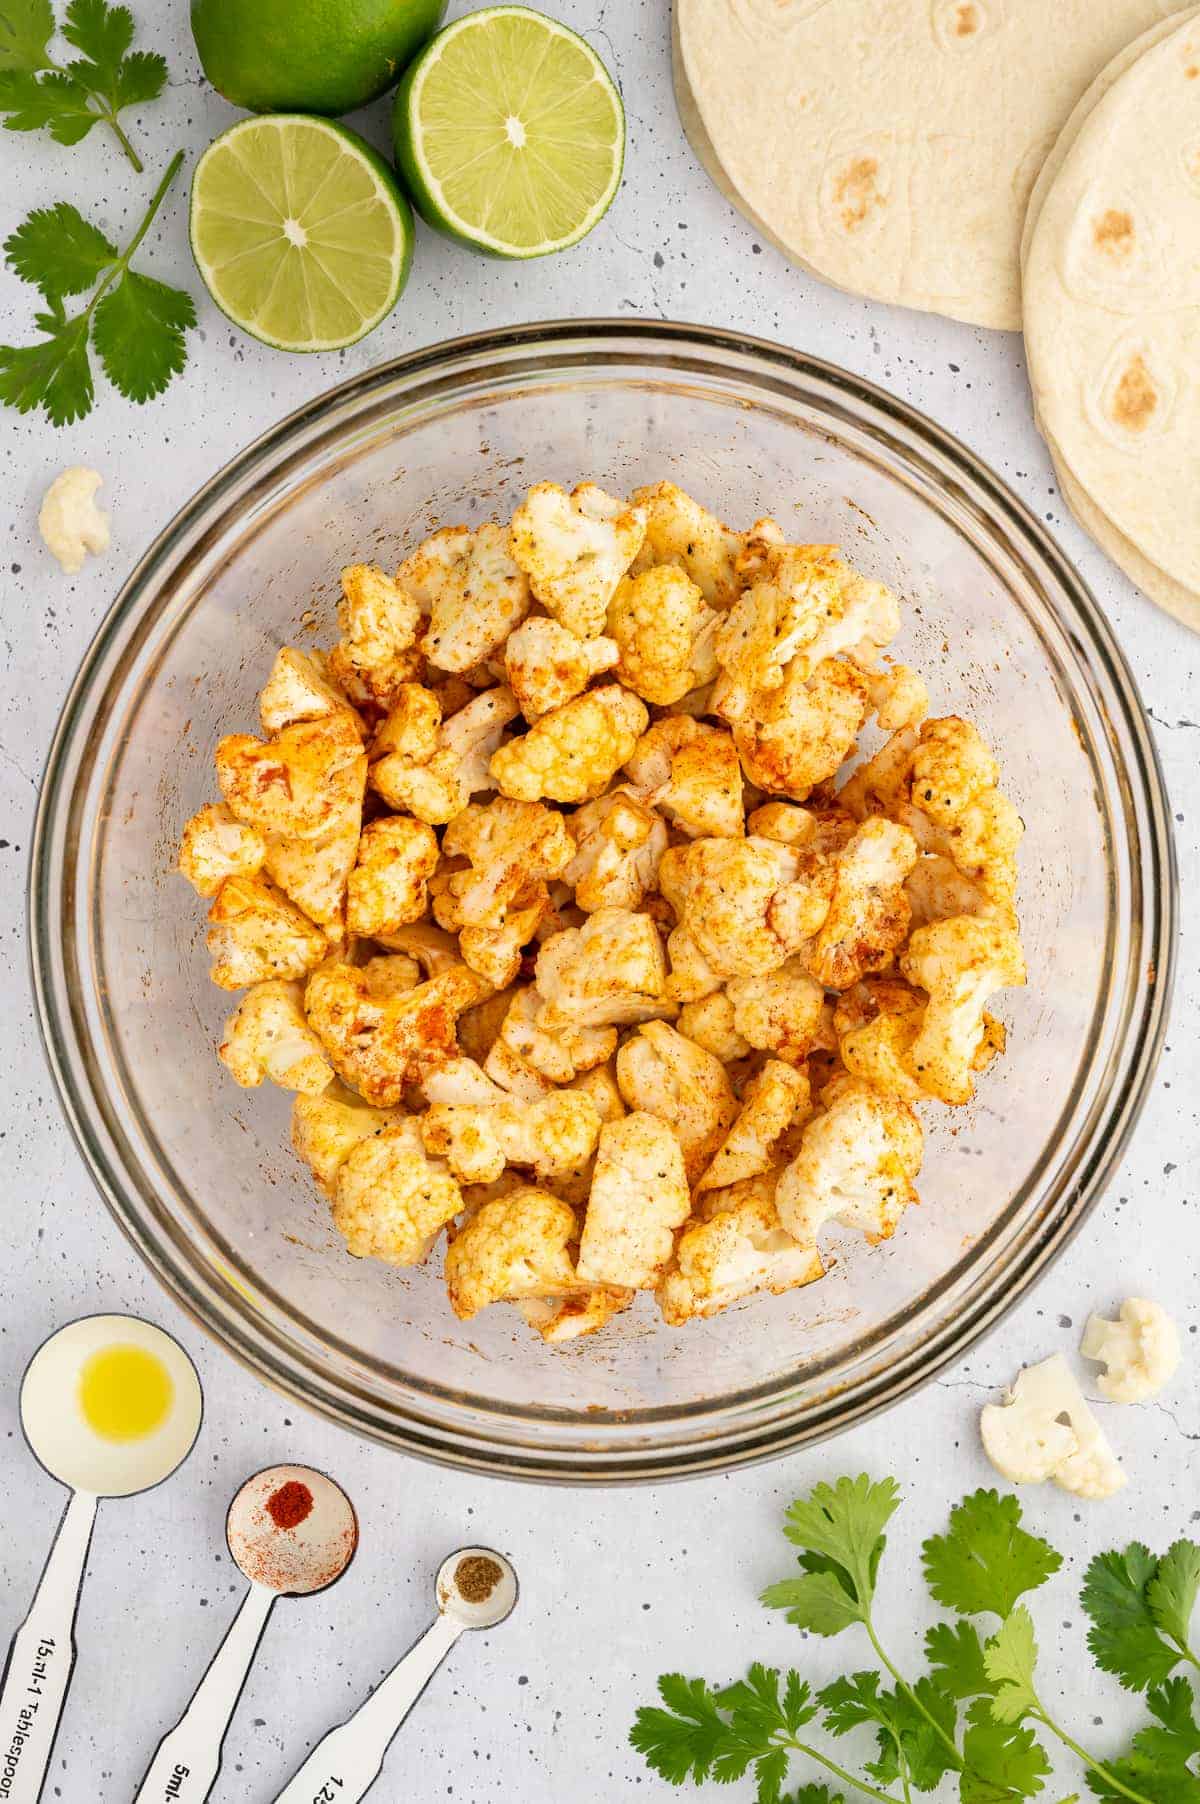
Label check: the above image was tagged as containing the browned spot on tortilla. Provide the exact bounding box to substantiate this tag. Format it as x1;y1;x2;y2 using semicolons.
1093;208;1135;262
1186;63;1199;77
954;3;979;34
1109;354;1158;433
834;158;884;231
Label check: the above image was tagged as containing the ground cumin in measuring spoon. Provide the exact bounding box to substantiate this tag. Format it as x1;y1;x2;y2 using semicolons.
453;1553;503;1604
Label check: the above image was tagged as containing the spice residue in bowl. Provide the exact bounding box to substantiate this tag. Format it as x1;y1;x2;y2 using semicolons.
455;1553;503;1603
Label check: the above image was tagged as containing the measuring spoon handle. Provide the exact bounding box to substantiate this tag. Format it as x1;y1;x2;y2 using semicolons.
0;1489;97;1804
133;1582;275;1804
272;1613;462;1804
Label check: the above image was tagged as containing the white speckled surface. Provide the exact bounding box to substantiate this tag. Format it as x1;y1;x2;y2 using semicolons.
1;3;1197;1798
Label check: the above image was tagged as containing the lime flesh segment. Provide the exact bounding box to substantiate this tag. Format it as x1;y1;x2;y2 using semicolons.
190;116;413;352
393;6;624;258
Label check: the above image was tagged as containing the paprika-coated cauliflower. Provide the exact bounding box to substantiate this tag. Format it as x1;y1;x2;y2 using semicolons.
445;1185;579;1319
900;915;1025;1105
259;647;363;738
304;959;491;1106
439;797;573;929
867;663;929;732
714;653;870;799
219;980;333;1096
834;979;927;1103
332;1116;463;1267
630;481;754;608
677;990;751;1064
421;1090;601;1186
326;563;424;714
503;616;619;721
206;874;328;991
624;716;744;839
370;685;520;824
178;803;265;899
292;1082;406;1195
261;812;361;935
402;522;530;673
658;836;797;999
562;788;668;913
345;816;439;940
775;1074;923;1248
606;565;719;705
715;543;899;696
658;1176;824;1324
695;1060;810;1195
484;986;616;1097
518;1286;633;1342
615;1021;737;1185
509;481;646;640
453;888;548;991
726;959;830;1064
534;908;674;1032
489;683;647;805
217;712;366;846
576;1112;691;1290
802;817;918;990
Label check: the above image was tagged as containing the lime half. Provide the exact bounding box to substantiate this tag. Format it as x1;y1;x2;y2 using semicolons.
392;5;624;258
190;116;414;352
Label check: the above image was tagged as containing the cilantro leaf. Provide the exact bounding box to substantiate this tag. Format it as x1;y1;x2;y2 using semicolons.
4;201;115;296
762;1555;865;1637
0;0;54;71
984;1608;1042;1725
818;1673;958;1794
110;43;161;105
0;64;96;139
781;1476;900;1617
0;314;91;422
923;1490;1062;1620
788;1791;846;1804
926;1620;994;1700
1149;1542;1200;1655
0;0;166;167
93;269;194;401
961;1700;1051;1802
631;1674;730;1786
1087;1676;1200;1803
1081;1544;1183;1692
62;0;132;78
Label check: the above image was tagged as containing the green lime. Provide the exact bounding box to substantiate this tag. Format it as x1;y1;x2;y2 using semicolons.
191;0;446;115
392;5;625;258
189;116;414;352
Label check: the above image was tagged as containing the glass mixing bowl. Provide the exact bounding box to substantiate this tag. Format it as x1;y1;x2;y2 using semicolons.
30;321;1175;1482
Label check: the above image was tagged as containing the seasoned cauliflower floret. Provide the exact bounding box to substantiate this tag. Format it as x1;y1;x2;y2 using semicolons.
775;1074;923;1248
509;481;646;640
216;712;366;845
630;481;748;608
421;1054;507;1107
261;813;361;934
178;803;265;899
562;788;668;913
206;874;328;990
658;836;796;999
292;1081;405;1195
421;1091;601;1185
404;522;530;673
440;797;573;929
345;816;439;940
715;654;870;800
375;920;461;973
370;685;520;824
900;916;1025;1105
446;1185;579;1319
867;664;929;732
218;980;333;1095
534;908;675;1031
326;562;423;714
259;647;363;737
607;565;718;705
504;616;619;720
659;1176;824;1324
715;543;899;695
677;990;751;1064
802;817;918;990
576;1113;691;1290
332;1116;462;1267
726;958;829;1063
835;979;927;1102
518;1286;633;1342
1081;1299;1181;1404
484;986;616;1097
624;715;743;838
695;1060;810;1195
615;1021;737;1185
455;888;548;991
490;683;647;804
304;960;491;1105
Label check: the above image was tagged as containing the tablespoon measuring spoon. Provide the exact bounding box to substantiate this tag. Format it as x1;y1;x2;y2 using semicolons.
273;1546;518;1804
134;1464;357;1804
0;1315;202;1804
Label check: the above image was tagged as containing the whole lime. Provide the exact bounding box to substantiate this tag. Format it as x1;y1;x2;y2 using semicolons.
191;0;447;116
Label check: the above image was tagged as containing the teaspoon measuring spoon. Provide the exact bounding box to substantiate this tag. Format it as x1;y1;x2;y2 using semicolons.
134;1464;357;1804
272;1546;518;1804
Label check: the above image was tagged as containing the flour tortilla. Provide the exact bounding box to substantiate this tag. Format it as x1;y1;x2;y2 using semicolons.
674;0;1191;331
1024;11;1200;599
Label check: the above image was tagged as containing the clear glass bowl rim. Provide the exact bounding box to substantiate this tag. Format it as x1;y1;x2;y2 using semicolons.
28;318;1178;1484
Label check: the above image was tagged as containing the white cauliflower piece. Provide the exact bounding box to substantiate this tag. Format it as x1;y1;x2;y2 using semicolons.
421;1055;507;1106
1081;1299;1181;1404
218;980;333;1095
291;1081;405;1195
714;653;870;799
980;1354;1126;1500
746;801;819;846
259;647;363;736
39;466;109;574
615;1021;738;1185
304;959;491;1105
484;986;616;1097
445;1185;579;1319
440;797;573;928
216;712;366;845
624;716;743;838
178;803;265;899
206;874;328;990
375;920;460;973
261;812;362;933
726;959;829;1063
534;908;675;1031
490;683;648;804
326;562;423;714
405;522;530;673
563;788;668;913
658;837;796;999
504;616;619;720
358;952;421;997
629;481;748;608
576;1112;691;1290
606;565;719;705
344;816;439;940
867;664;928;731
715;542;899;694
509;481;646;639
518;1287;633;1342
454;889;548;992
658;1176;824;1324
835;979;928;1102
900;916;1025;1105
776;1074;923;1247
904;853;991;929
802;817;918;990
695;1060;810;1195
332;1116;463;1267
677;991;751;1064
421;1091;601;1185
370;684;521;824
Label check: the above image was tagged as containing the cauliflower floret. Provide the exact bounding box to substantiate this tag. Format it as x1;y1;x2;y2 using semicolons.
456;889;549;991
370;684;521;824
206;875;328;990
715;543;899;695
563;788;668;913
658;837;796;999
402;522;530;673
39;465;110;574
576;1112;690;1290
421;1090;601;1185
900;916;1025;1105
904;853;991;928
606;565;719;705
509;481;646;640
629;481;749;608
291;1081;405;1195
802;817;918;990
695;1060;810;1194
218;980;333;1095
835;979;927;1102
867;664;928;732
304;959;491;1105
178;803;265;899
345;816;439;940
504;616;619;720
1081;1299;1181;1404
261;818;360;935
445;1185;579;1319
375;920;460;973
714;654;870;799
726;959;829;1063
775;1074;923;1248
490;684;648;805
534;908;675;1031
518;1287;633;1342
358;952;421;997
216;712;367;846
980;1354;1125;1500
421;1055;507;1106
483;985;617;1098
332;1116;462;1266
615;1021;737;1185
677;990;751;1063
624;716;743;838
658;1176;825;1324
326;563;423;714
440;797;573;929
259;647;363;736
746;801;819;847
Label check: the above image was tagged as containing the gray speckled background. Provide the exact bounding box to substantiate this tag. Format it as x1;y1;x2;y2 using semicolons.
1;3;1197;1798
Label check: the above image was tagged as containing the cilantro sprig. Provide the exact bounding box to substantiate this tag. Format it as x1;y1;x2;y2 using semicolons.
0;0;166;171
631;1477;1200;1804
0;148;194;424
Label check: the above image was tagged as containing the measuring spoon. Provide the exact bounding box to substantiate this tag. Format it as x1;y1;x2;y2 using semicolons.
134;1463;357;1804
0;1314;202;1804
272;1546;518;1804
